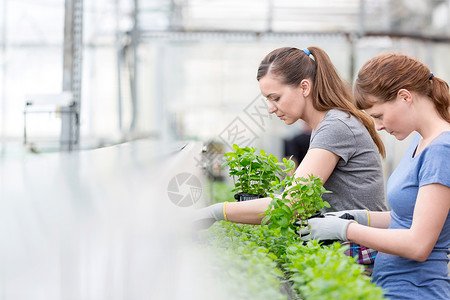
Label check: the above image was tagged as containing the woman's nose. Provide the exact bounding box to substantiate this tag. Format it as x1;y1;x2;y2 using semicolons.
374;120;384;131
267;101;277;114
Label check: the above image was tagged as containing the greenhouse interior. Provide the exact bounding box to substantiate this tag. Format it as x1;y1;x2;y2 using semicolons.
1;0;449;299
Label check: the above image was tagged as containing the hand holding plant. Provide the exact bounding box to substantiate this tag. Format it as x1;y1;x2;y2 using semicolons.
261;174;331;235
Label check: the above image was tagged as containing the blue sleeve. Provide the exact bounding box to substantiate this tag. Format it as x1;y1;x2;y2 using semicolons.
418;142;450;188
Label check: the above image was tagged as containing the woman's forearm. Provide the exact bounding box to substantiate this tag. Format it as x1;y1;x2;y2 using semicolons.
368;211;391;228
225;197;272;224
351;185;449;261
346;223;432;262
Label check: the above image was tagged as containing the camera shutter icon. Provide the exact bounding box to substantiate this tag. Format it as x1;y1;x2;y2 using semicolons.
167;173;202;207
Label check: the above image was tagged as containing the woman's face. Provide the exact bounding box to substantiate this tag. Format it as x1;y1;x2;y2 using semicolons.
365;94;415;141
258;74;306;125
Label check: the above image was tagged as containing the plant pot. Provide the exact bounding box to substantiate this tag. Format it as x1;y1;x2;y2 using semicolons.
234;192;265;202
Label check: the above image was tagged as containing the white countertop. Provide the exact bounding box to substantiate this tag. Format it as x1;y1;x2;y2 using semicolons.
0;139;217;299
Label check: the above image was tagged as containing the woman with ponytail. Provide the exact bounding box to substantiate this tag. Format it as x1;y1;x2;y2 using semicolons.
302;53;450;299
196;46;388;229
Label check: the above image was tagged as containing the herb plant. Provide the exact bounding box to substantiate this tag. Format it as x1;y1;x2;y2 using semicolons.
221;144;295;198
285;241;385;299
201;222;386;299
261;174;331;235
201;223;288;300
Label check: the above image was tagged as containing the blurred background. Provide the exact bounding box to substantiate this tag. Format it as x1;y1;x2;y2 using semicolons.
0;1;450;299
1;0;449;175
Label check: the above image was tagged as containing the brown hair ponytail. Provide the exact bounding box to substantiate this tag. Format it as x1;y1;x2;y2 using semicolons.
308;47;386;158
429;76;450;122
257;46;386;158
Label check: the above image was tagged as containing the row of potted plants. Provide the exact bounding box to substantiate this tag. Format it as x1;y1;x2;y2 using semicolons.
202;221;385;299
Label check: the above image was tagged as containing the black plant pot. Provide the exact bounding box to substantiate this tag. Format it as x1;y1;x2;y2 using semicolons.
234;192;265;202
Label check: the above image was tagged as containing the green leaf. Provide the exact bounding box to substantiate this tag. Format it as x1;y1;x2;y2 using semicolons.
261;214;271;226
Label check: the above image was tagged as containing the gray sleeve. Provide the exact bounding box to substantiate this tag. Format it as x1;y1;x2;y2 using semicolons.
309;118;357;164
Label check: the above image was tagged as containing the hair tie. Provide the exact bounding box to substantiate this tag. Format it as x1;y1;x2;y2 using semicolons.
429;73;434;80
302;48;311;56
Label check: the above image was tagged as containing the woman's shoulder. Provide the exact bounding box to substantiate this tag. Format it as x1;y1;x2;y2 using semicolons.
424;131;450;155
323;109;361;125
315;111;352;136
413;132;450;166
311;110;359;150
417;131;450;187
435;131;450;144
324;109;350;119
421;131;450;152
319;109;364;134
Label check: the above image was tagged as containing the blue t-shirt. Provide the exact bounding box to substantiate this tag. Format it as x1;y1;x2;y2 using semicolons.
372;132;450;299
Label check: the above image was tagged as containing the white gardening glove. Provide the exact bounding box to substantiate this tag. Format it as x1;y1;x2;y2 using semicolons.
192;202;226;230
324;209;370;226
300;215;356;242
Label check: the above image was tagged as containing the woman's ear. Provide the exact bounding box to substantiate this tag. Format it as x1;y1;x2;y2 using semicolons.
299;79;311;97
397;89;413;103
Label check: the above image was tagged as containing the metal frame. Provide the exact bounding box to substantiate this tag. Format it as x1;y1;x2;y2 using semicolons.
23;93;79;152
62;0;83;151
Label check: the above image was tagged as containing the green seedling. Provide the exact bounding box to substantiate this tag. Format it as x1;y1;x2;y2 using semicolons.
201;222;386;299
261;174;331;235
221;144;295;197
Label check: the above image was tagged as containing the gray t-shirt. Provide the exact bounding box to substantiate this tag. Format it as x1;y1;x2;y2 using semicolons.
310;109;388;212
